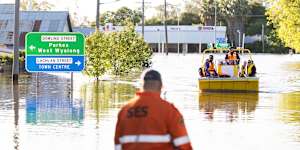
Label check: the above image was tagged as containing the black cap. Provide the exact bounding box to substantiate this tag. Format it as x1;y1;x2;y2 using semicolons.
141;69;162;81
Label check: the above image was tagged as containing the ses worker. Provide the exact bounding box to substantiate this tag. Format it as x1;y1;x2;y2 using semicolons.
114;69;193;150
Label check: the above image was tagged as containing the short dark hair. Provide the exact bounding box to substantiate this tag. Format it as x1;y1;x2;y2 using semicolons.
141;69;162;82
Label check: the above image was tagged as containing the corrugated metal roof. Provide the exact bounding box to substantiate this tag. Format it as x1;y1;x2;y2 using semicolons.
0;4;14;14
0;4;72;45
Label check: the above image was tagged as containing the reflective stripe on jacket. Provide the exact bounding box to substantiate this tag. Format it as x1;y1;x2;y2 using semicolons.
114;92;193;150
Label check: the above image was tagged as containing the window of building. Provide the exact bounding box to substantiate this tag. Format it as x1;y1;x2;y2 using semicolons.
0;20;8;30
33;20;42;32
7;32;13;42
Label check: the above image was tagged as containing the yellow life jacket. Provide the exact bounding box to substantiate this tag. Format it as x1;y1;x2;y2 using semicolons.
240;66;247;77
247;64;254;75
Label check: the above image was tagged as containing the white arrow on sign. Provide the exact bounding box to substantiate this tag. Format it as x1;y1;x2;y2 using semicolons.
75;60;81;66
29;45;36;51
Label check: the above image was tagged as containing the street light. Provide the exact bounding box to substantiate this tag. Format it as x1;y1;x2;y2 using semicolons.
237;30;241;47
214;0;217;45
96;0;120;30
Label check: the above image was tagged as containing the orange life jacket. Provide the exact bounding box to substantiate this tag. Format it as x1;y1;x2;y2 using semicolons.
208;62;215;71
228;52;237;60
115;92;193;150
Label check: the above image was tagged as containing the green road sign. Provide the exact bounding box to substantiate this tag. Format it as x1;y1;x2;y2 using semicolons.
26;32;85;56
216;43;230;49
25;32;85;72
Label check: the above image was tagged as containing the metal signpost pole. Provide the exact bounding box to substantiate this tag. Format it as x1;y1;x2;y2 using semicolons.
71;72;73;100
13;0;20;84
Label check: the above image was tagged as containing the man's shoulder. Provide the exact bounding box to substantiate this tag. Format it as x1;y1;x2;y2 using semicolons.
158;98;179;111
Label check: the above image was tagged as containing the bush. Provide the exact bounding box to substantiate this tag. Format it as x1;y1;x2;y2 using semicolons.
85;21;152;79
245;41;289;53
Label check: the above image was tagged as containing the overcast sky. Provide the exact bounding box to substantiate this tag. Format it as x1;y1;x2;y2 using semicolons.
0;0;185;21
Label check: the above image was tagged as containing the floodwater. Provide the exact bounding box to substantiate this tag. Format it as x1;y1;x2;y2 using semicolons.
0;54;300;150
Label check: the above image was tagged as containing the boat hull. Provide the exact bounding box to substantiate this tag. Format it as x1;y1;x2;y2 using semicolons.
199;77;259;92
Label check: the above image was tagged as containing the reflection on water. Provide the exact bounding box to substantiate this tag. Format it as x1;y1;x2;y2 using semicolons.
278;92;300;124
13;84;19;150
80;80;136;123
0;54;300;150
199;93;258;122
26;97;84;124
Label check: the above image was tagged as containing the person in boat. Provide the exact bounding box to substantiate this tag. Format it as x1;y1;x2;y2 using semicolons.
199;67;205;77
240;61;248;77
247;60;256;77
205;55;218;77
225;48;240;65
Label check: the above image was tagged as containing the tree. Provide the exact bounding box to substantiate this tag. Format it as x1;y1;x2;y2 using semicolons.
85;31;111;80
185;0;218;25
219;0;251;46
180;12;201;25
99;7;142;26
108;21;152;76
267;0;300;52
85;21;152;79
21;0;54;11
245;2;267;36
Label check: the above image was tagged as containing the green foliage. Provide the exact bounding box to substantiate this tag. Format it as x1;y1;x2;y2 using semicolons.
267;0;300;52
245;2;267;36
185;0;218;25
99;7;142;26
21;0;54;11
245;41;288;53
85;21;152;79
180;12;201;25
0;52;25;65
145;17;163;25
85;31;111;79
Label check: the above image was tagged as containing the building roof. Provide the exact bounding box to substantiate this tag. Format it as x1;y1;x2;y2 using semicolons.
0;4;72;46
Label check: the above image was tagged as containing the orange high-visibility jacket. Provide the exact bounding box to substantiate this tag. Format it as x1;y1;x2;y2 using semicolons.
208;62;215;71
228;52;237;60
115;91;193;150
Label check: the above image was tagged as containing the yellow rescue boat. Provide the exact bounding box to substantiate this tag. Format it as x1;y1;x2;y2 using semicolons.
198;48;259;92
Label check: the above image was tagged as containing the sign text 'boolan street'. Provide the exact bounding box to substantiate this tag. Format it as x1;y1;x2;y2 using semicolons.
25;32;85;72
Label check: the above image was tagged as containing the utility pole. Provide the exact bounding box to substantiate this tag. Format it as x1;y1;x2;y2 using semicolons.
164;0;169;55
176;6;180;54
262;24;265;53
13;0;20;84
96;0;100;30
142;0;145;37
214;0;217;46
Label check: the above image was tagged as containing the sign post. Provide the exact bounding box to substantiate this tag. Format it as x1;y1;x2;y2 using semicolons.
25;32;85;98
